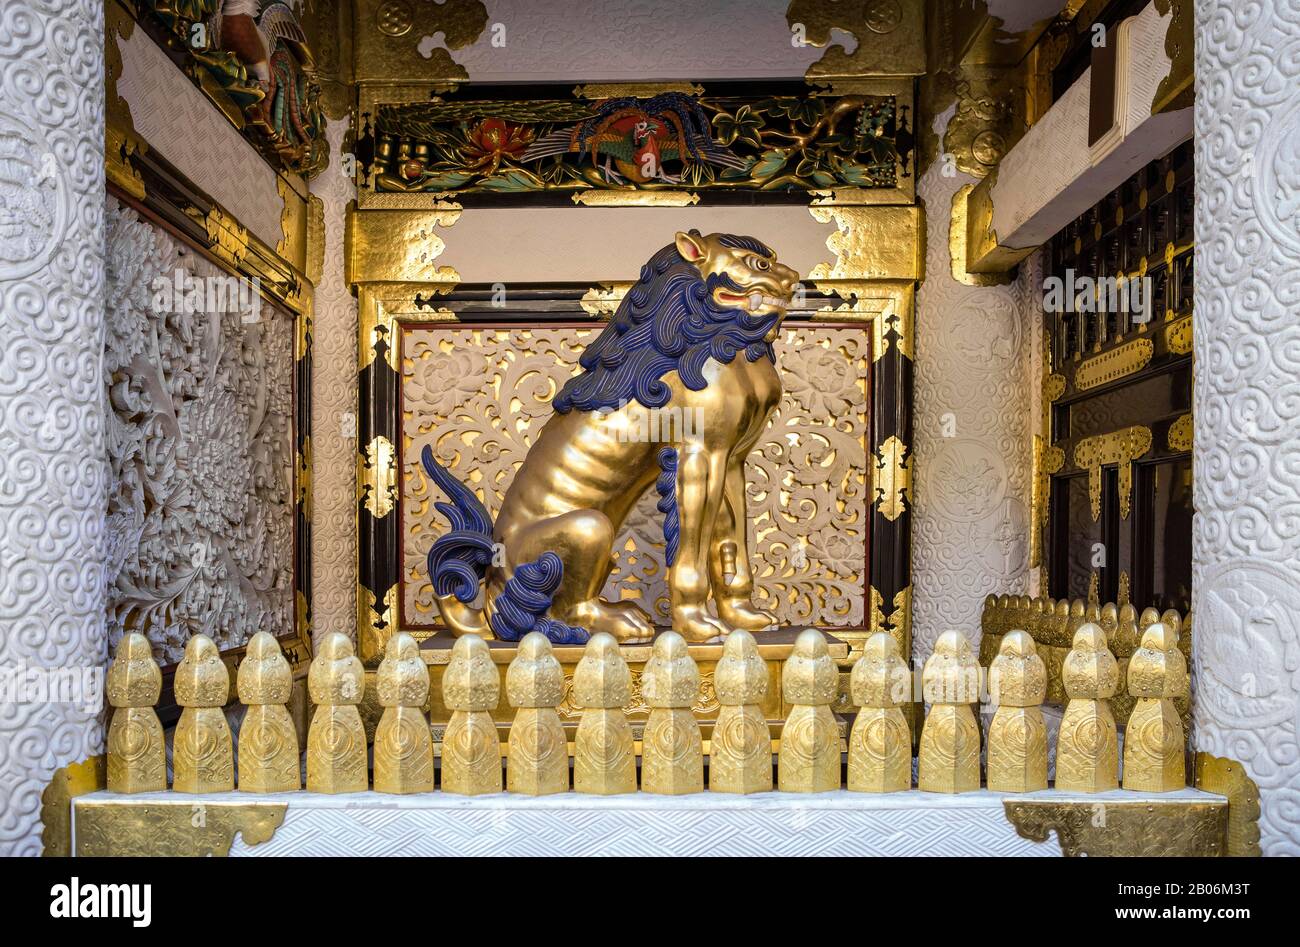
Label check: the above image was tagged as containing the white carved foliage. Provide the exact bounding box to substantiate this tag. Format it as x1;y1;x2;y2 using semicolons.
911;107;1038;662
103;198;294;666
1193;0;1300;856
0;0;106;855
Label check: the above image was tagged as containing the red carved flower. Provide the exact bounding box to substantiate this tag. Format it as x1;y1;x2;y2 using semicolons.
463;119;533;173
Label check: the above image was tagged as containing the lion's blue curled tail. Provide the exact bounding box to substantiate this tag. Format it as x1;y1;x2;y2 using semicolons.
656;447;680;567
490;552;589;645
423;446;495;603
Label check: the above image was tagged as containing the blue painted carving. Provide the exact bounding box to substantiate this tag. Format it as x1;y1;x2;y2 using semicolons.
552;233;779;414
656;447;680;567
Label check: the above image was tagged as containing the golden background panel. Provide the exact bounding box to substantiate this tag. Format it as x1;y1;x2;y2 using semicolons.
400;324;869;630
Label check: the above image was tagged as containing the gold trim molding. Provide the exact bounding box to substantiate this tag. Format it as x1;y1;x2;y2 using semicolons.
1073;425;1152;520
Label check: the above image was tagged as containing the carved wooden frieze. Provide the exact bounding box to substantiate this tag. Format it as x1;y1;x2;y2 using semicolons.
365;87;912;200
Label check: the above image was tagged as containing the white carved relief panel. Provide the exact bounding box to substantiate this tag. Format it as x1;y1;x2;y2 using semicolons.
0;0;106;855
911;106;1037;662
401;325;869;629
309;119;359;644
104;198;294;665
1193;0;1300;856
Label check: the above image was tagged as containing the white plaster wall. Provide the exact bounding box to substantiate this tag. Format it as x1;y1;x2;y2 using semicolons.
1192;0;1300;856
0;0;107;855
911;106;1038;662
310;119;359;645
115;24;284;248
428;205;839;285
446;1;829;82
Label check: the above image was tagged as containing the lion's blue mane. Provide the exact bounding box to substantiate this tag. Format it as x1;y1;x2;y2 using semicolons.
553;233;780;413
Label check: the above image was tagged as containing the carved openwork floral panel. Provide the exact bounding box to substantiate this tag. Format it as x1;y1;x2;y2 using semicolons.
400;324;869;631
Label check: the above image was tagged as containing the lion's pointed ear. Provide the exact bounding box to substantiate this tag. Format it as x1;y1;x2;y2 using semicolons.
675;231;706;263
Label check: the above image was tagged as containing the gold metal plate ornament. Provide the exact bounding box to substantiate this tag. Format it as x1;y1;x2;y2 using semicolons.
1152;0;1194;114
1075;338;1154;390
1167;413;1192;453
808;205;924;284
571;191;701;207
359;582;400;665
200;206;250;268
1029;437;1066;569
1004;795;1227;856
73;797;287;857
1073;425;1152;520
1194;753;1262;857
40;756;106;857
951;184;1012;286
358;435;398;519
872;435;911;521
1165;313;1192;354
791;0;926;79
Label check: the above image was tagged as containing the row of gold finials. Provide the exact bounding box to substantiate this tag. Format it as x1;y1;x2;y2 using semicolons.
103;619;1187;798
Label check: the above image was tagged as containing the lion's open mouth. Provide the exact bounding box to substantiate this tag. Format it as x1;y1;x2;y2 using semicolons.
714;289;789;312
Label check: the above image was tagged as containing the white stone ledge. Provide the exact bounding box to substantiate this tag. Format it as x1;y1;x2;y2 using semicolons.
72;788;1224;857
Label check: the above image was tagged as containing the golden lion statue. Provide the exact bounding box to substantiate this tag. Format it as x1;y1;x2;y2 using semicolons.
423;230;799;644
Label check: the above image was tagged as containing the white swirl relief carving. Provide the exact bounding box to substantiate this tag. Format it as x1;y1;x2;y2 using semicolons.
309;119;359;645
911;105;1038;662
104;198;294;666
0;0;106;856
1193;0;1300;856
